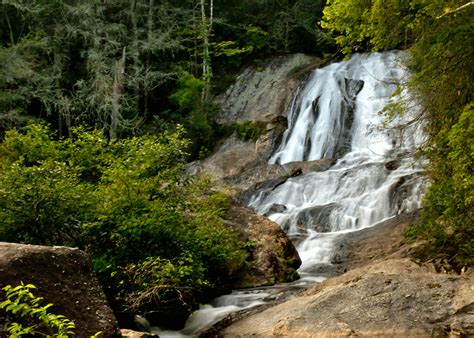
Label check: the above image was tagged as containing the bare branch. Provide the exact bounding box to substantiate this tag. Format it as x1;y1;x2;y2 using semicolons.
437;2;474;19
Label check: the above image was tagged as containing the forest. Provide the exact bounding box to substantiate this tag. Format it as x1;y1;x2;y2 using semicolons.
0;0;472;334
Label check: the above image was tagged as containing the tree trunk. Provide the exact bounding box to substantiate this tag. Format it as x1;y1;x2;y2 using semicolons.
4;11;15;45
200;0;213;104
111;47;126;139
144;0;155;119
131;0;140;114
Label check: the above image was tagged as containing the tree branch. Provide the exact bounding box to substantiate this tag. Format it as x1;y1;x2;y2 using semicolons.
437;2;474;19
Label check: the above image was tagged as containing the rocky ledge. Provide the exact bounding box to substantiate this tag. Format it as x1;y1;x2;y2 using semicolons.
210;213;474;337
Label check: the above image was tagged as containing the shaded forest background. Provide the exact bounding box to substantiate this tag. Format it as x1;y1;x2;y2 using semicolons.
0;0;472;332
0;0;330;158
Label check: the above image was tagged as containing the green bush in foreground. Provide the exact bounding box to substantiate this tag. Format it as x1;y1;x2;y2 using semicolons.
1;283;77;337
0;123;248;328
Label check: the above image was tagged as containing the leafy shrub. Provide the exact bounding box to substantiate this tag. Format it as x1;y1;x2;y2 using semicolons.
0;124;97;248
0;283;76;337
407;104;474;268
0;123;248;328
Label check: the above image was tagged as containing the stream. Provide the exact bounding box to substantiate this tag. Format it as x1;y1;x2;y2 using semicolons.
155;51;426;337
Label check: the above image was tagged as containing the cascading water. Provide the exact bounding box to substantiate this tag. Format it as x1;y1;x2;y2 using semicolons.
155;51;426;337
250;51;425;277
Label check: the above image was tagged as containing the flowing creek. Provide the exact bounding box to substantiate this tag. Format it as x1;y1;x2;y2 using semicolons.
155;51;427;337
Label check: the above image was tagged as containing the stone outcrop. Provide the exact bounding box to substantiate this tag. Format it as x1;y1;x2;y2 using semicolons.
188;54;321;190
211;213;474;337
217;54;320;124
221;258;474;337
187;136;270;185
225;203;301;288
0;242;119;337
233;159;332;198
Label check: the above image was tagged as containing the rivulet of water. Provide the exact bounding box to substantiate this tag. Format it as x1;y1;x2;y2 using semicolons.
154;51;426;337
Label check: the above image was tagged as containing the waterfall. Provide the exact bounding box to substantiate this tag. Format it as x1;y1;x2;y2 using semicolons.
155;51;426;337
249;51;426;276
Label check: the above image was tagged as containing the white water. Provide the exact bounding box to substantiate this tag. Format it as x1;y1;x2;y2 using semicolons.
251;51;425;275
155;52;426;337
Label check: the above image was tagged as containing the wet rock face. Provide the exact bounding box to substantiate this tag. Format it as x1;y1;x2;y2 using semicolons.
188;54;321;192
224;204;301;289
332;78;364;160
217;54;320;124
0;242;119;337
292;203;335;233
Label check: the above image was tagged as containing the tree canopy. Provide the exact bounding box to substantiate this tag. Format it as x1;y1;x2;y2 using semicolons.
0;0;331;158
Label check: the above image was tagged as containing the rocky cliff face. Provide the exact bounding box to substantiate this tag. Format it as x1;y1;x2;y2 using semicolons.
217;54;320;125
189;54;321;190
0;242;119;337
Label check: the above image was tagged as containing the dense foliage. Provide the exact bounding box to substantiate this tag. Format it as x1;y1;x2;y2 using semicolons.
322;0;473;268
0;123;247;327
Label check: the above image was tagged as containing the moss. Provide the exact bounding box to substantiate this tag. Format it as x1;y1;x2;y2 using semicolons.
283;269;300;282
219;121;267;141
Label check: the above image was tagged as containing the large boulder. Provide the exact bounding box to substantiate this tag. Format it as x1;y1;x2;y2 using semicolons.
0;242;119;337
225;203;301;289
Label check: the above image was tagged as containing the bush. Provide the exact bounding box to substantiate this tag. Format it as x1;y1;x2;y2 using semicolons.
0;123;248;328
0;283;77;337
0;124;96;248
407;104;474;269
